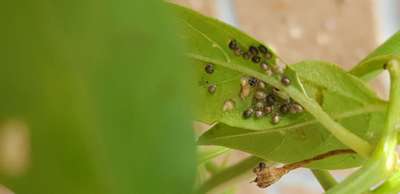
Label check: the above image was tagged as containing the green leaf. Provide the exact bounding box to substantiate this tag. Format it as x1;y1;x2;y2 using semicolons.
0;1;195;194
350;31;400;80
170;3;282;130
198;61;386;169
171;3;387;157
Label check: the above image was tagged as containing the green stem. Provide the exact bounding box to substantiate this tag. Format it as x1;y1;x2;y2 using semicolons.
189;53;372;157
371;170;400;194
326;59;400;194
350;30;400;80
311;169;337;191
196;156;263;194
349;54;399;81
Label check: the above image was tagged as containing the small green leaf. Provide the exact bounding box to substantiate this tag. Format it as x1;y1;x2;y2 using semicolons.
350;31;400;80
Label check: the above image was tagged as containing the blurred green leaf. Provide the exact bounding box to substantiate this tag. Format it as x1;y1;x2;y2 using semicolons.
0;1;195;194
198;61;386;169
197;146;230;166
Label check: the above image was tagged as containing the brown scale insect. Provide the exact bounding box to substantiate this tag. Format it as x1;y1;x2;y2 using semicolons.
258;45;268;54
264;106;273;114
222;99;235;112
258;162;266;170
281;76;291;86
257;81;266;89
255;110;264;118
234;48;243;56
254;101;265;110
229;39;238;50
208;84;216;94
280;104;290;114
254;90;267;100
266;94;276;105
252;55;261;64
264;52;273;60
271;113;280;124
249;46;259;55
248;77;258;87
242;52;252;60
243;108;254;119
204;63;214;74
260;62;269;71
290;103;304;113
240;78;251;99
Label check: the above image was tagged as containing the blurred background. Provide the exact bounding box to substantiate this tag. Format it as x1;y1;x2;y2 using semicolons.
173;0;400;193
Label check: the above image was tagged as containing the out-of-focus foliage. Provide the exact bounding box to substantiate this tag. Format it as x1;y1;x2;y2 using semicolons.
0;1;195;194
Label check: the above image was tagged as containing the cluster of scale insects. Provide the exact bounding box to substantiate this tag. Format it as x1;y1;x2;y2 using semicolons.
204;39;304;124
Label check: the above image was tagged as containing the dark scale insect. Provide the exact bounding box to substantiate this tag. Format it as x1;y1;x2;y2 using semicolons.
248;77;258;87
271;113;280;124
208;84;217;94
229;39;238;50
280;104;290;114
281;76;291;86
255;110;264;118
252;56;261;64
204;63;214;74
243;52;252;60
266;94;276;105
249;46;259;55
258;45;268;54
243;108;254;119
253;162;267;174
258;162;266;170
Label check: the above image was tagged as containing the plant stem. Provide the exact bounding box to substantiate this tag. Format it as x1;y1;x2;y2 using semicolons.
189;54;372;157
311;169;338;191
284;149;355;171
349;54;398;81
371;170;400;194
326;59;400;194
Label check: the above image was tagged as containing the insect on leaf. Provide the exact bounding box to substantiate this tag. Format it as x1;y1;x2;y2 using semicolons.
198;61;386;169
170;3;387;169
